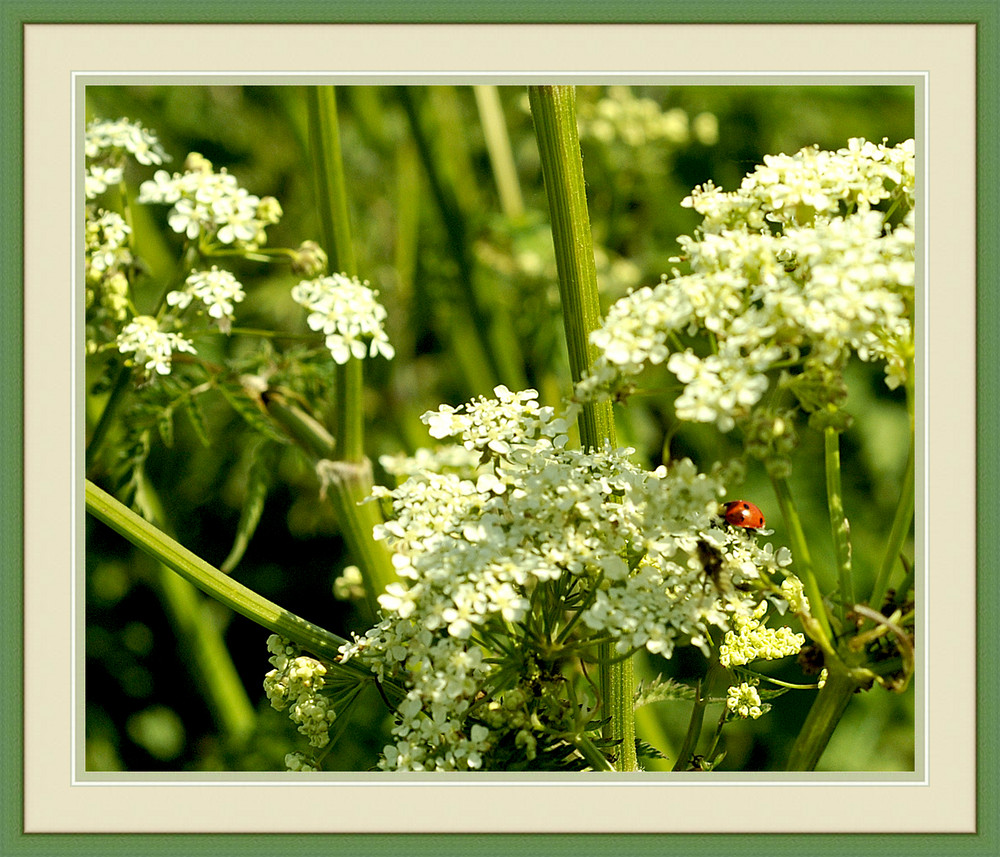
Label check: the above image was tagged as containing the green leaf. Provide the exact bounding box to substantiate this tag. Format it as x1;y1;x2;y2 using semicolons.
219;386;288;444
633;675;696;710
635;739;669;761
184;396;211;447
157;407;175;449
220;441;275;574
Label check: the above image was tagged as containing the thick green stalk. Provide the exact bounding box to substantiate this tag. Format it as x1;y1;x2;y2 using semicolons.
86;480;360;672
304;86;398;610
784;661;872;771
824;426;854;620
264;393;398;618
528;84;634;772
306;85;363;463
306;86;357;277
527;86;616;449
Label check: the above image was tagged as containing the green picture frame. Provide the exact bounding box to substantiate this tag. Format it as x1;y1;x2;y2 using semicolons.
4;2;996;854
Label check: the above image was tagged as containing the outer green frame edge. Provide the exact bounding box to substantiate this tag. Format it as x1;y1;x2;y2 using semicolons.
3;1;996;855
1;0;999;23
1;4;25;857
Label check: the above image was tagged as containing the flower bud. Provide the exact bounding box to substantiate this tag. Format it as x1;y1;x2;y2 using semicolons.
291;240;328;277
257;196;283;225
183;152;213;173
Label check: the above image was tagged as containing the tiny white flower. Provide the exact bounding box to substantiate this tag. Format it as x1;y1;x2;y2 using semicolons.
116;316;195;377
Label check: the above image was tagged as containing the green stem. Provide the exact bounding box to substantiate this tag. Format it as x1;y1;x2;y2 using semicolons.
303;86;399;611
784;662;872;771
527;85;616;448
824;426;854;620
305;85;364;463
572;731;617;772
265;393;399;617
528;84;634;772
85;363;132;473
317;458;399;618
869;434;916;611
770;473;835;652
473;85;524;218
671;681;707;771
306;86;357;277
86;479;366;675
397;86;525;394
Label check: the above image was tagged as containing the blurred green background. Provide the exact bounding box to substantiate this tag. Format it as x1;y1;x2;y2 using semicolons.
85;84;915;772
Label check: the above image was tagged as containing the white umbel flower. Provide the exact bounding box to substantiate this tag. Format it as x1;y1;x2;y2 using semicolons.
291;273;395;364
115;315;195;376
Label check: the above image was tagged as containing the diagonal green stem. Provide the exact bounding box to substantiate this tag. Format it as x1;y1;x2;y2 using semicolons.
85;479;368;676
85;363;132;473
771;473;835;652
528;84;634;772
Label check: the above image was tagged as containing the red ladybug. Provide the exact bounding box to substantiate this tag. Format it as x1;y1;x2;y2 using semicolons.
721;500;766;530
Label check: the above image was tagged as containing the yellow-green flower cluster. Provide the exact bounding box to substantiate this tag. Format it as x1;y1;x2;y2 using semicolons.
718;600;805;668
263;635;337;749
780;575;812;616
283;752;319;772
726;681;764;719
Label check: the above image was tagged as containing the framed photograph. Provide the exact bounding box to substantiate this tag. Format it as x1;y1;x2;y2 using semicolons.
8;3;994;855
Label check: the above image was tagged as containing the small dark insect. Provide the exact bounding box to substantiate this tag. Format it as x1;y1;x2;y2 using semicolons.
695;538;726;595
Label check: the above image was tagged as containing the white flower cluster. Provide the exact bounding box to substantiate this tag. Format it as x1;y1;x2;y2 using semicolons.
576;86;718;148
263;636;337;749
291;273;395;365
726;681;764;719
137;155;281;248
85;117;169;167
332;564;365;601
166;266;246;333
718;599;805;668
379;444;482;482
85;208;132;325
341;386;792;771
115;315;195;377
85;164;124;201
580;139;916;430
